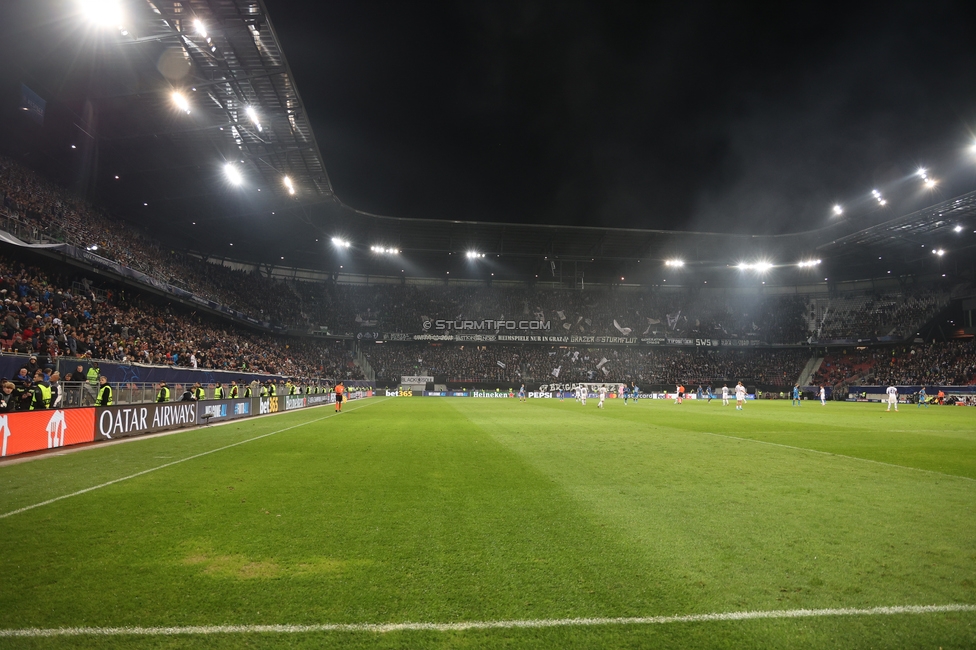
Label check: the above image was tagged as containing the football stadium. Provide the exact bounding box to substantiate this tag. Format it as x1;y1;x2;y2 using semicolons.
0;1;975;648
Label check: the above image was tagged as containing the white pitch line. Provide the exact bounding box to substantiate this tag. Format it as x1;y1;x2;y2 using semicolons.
0;397;389;520
0;604;973;638
697;430;976;483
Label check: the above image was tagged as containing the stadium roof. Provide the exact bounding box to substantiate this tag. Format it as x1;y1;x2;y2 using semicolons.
3;0;975;286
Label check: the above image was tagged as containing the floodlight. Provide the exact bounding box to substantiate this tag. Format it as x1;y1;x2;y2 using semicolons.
171;91;190;113
879;199;887;206
932;248;946;256
871;189;880;197
224;163;243;186
193;18;207;37
665;259;684;267
283;176;295;195
466;251;484;259
917;168;927;178
331;237;351;248
953;225;963;232
80;0;123;27
832;205;843;216
797;259;821;268
754;262;773;272
924;178;936;188
246;106;258;121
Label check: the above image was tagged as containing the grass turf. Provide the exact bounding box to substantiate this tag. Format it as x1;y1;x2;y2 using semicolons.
0;396;973;648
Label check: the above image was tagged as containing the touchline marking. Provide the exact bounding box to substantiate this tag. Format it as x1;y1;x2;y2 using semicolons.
0;397;390;520
697;430;976;484
0;604;973;637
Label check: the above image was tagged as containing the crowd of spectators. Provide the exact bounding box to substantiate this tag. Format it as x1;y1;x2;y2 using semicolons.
0;154;955;347
363;342;810;387
870;342;976;386
812;292;947;341
0;250;363;380
302;282;813;343
0;156;309;327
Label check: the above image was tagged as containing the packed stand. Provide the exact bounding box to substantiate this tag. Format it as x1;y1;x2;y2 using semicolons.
0;156;311;328
0;250;364;381
870;341;976;386
363;342;810;387
300;283;813;344
811;291;947;341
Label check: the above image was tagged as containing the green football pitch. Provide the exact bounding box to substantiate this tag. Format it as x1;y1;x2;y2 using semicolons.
1;396;974;649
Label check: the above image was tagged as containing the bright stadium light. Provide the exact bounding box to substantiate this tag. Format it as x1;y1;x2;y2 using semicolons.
466;251;485;259
224;163;243;186
193;18;207;38
331;237;351;248
665;259;684;267
246;106;262;131
797;259;822;268
924;178;937;188
954;225;963;232
171;91;191;114
283;176;295;195
370;245;399;254
917;167;927;178
80;0;123;27
932;248;946;256
737;261;773;272
832;205;843;216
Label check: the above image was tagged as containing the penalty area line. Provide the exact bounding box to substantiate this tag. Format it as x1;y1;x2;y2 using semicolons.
0;604;974;637
696;430;976;484
0;397;390;520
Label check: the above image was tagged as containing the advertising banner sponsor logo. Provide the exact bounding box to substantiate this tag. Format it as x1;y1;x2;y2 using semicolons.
284;396;307;411
385;389;414;397
259;397;280;414
196;399;252;425
424;319;550;331
307;394;334;405
471;391;512;398
401;376;434;385
96;403;196;441
0;409;96;457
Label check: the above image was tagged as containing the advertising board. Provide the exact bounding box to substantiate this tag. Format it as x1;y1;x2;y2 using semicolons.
96;403;197;441
196;398;252;425
0;408;96;457
284;396;307;411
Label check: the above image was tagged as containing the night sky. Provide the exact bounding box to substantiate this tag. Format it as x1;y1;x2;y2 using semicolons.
268;0;976;235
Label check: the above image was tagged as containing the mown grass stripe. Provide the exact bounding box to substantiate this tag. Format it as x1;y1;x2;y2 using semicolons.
0;397;390;520
695;430;976;483
0;604;973;637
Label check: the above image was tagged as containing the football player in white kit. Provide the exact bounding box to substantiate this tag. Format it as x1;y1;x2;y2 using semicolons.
579;384;587;406
735;382;746;410
721;384;730;406
598;384;607;408
819;385;827;406
886;385;898;411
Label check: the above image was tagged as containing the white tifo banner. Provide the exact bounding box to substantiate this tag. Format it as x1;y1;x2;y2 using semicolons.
401;376;433;384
